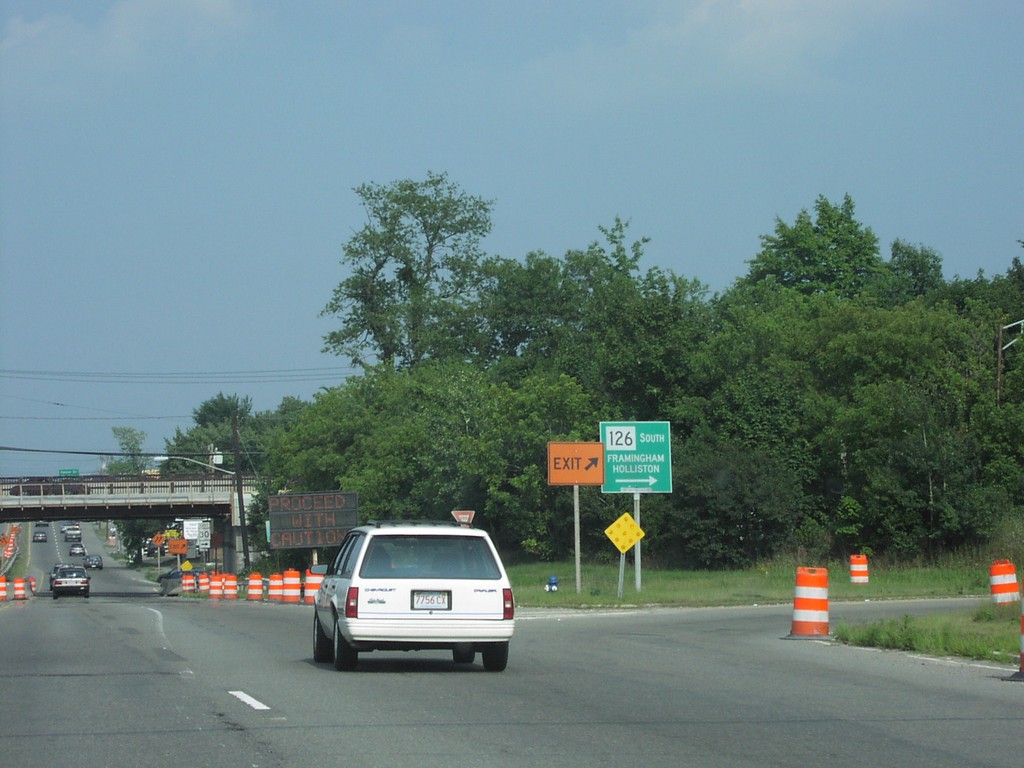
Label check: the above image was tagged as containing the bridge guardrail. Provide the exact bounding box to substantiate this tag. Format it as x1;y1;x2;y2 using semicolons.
0;474;259;519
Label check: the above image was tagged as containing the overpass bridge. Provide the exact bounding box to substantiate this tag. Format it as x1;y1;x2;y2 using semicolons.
0;474;259;523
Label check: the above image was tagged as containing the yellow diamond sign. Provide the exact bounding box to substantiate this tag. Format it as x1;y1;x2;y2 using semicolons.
605;512;644;554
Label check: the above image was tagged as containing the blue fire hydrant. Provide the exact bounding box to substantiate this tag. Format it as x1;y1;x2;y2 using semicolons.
544;575;559;592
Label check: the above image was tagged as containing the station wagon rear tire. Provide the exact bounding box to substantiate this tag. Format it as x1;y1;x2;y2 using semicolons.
312;612;332;663
481;642;509;672
332;620;358;671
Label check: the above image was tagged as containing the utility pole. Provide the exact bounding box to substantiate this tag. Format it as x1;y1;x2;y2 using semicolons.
997;319;1024;404
232;410;251;570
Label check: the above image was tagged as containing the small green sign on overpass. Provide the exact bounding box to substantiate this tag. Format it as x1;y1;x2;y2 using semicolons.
58;468;80;476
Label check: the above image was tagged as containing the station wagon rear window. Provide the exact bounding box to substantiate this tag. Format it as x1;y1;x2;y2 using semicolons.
359;535;502;580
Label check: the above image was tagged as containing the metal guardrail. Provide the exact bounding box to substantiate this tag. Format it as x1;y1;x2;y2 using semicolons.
0;474;259;522
1;474;252;497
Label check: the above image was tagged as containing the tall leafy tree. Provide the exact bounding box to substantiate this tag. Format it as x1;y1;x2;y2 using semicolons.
811;300;995;553
162;393;254;474
477;218;711;420
268;359;610;559
883;239;945;302
321;172;494;368
742;194;882;298
104;427;151;565
669;428;805;568
282;179;1024;565
104;427;148;475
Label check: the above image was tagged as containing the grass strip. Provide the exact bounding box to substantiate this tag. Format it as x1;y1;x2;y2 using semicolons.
832;604;1021;663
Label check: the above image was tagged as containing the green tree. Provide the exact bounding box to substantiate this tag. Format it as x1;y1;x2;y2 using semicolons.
470;250;568;375
103;427;152;565
267;361;604;559
321;172;494;369
459;370;607;559
478;218;711;420
813;300;995;554
104;427;148;475
669;428;805;568
162;393;256;475
883;239;945;303
292;180;1024;565
742;194;882;298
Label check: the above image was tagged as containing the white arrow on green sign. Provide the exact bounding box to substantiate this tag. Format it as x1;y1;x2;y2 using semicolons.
600;421;672;494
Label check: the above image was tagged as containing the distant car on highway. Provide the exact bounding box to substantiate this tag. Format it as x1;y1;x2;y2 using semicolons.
83;555;104;569
33;530;48;542
49;563;72;589
68;543;87;557
52;566;90;599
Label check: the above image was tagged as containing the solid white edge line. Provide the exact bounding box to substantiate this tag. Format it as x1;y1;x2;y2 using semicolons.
229;690;271;710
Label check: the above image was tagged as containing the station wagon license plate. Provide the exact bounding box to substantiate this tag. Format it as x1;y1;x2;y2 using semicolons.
412;590;451;610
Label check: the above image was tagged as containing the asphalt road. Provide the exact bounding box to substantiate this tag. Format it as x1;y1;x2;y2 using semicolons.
2;528;1022;768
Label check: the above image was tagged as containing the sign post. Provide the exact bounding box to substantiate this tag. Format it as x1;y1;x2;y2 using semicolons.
547;442;605;594
600;421;672;592
604;512;645;600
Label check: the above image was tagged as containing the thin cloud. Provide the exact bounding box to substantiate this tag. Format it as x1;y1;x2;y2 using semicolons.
519;0;923;108
1;0;256;103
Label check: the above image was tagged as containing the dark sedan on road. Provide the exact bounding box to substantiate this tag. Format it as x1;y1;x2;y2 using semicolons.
83;555;104;569
52;566;90;599
49;563;72;589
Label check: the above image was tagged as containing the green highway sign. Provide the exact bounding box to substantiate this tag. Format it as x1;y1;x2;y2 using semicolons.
58;468;80;477
600;421;672;494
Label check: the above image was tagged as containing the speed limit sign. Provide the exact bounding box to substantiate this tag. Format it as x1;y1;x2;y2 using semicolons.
198;520;211;549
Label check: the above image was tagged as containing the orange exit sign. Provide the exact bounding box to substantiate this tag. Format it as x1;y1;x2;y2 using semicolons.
547;442;605;486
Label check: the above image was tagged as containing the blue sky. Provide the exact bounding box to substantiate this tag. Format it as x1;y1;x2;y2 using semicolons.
1;1;1022;476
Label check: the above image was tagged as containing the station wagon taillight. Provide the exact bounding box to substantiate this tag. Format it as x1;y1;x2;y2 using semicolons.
503;588;515;620
345;586;359;619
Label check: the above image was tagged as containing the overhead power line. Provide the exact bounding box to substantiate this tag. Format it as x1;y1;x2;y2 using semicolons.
0;367;359;384
0;445;243;458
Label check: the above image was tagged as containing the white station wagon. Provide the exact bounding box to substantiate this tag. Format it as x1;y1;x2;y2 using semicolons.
311;520;515;671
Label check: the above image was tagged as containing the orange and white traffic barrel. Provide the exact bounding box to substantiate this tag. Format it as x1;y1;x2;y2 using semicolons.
223;574;238;600
28;577;37;594
989;560;1020;604
181;573;196;593
0;575;7;601
198;572;210;596
303;568;324;604
788;567;830;638
246;572;263;601
13;577;27;601
282;569;302;604
209;573;224;600
268;573;283;602
850;554;869;584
